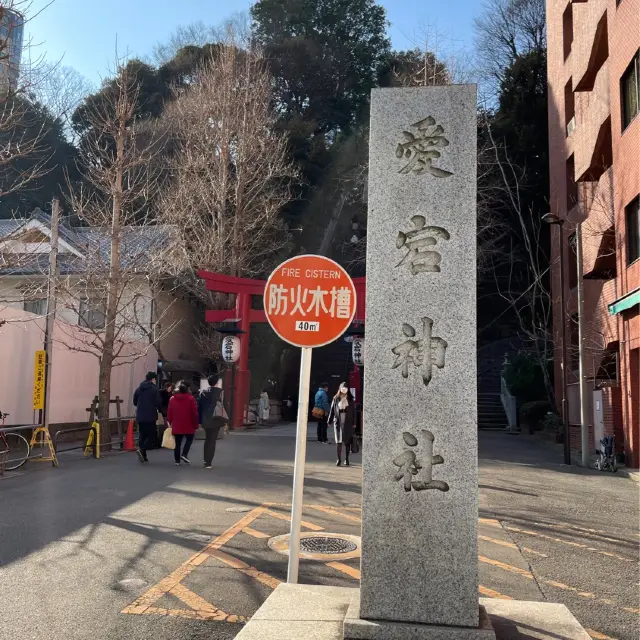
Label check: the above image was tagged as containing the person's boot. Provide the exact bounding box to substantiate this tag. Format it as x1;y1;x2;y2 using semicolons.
336;458;342;466
345;457;350;466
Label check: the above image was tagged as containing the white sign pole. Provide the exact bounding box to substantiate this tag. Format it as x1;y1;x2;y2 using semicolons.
287;346;313;583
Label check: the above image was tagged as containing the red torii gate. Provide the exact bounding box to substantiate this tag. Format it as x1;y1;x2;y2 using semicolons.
199;270;366;429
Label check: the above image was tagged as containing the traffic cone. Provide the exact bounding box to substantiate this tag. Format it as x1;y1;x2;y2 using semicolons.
124;419;136;451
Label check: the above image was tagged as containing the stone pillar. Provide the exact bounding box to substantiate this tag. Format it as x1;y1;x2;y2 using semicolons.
354;86;483;634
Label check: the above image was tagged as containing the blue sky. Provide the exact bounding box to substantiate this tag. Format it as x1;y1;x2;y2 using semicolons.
26;0;482;84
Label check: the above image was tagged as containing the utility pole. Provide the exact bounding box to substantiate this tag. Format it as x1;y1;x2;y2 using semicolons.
43;197;60;430
576;222;590;467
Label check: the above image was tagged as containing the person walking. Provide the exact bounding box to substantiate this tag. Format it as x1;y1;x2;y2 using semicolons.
198;374;228;469
133;371;162;463
328;383;355;466
314;383;331;443
167;380;199;466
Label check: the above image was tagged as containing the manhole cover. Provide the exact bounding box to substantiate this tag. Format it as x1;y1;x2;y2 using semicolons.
299;536;357;555
268;532;361;561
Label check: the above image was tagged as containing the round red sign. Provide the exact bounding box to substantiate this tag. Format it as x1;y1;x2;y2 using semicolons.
264;255;357;348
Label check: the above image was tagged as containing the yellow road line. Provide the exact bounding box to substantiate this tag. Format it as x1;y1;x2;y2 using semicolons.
586;629;618;639
170;583;228;619
208;549;282;590
479;555;534;578
478;585;513;600
122;506;265;615
480;556;639;614
243;526;270;539
264;509;324;531
327;561;361;579
478;584;621;640
479;517;635;563
307;505;363;523
479;535;548;558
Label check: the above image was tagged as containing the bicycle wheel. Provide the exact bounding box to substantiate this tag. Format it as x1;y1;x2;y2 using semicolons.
3;433;30;471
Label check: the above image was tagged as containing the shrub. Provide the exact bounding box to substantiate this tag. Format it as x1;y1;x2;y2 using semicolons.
541;411;562;434
504;353;549;403
519;400;552;430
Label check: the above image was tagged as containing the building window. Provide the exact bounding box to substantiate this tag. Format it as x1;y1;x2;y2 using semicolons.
23;298;47;315
566;155;578;211
562;5;573;61
621;51;639;130
626;196;640;264
78;297;106;330
568;232;578;289
565;79;575;136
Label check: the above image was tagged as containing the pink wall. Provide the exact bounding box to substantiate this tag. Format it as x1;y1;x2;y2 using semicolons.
0;307;157;425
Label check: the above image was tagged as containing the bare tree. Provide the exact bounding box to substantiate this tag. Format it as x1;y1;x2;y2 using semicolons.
58;63;177;437
158;39;297;304
151;13;251;66
474;0;546;98
26;63;94;140
480;112;555;402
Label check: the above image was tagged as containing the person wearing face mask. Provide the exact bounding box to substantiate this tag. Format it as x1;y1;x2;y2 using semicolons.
327;383;356;466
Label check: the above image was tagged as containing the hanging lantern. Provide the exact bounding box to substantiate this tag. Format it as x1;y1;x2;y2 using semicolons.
221;335;241;364
352;336;364;366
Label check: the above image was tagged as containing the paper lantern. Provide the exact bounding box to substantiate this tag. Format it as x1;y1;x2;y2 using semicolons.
221;335;241;364
352;336;364;366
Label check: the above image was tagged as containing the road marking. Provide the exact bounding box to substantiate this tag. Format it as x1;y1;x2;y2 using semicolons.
480;518;635;563
170;583;229;619
327;561;361;579
307;505;363;523
478;585;513;600
479;555;639;613
243;526;270;539
208;549;282;590
264;509;325;530
585;630;618;640
479;555;534;578
478;587;618;639
122;505;266;618
479;535;548;557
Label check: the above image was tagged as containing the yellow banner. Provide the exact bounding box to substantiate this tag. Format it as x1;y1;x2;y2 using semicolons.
33;350;46;410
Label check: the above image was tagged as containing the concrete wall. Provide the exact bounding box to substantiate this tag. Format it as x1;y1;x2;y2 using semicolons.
0;306;157;426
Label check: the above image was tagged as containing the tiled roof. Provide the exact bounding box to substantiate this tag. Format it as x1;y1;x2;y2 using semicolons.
0;209;176;276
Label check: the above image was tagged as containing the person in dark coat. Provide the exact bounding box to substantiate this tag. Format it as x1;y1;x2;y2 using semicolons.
327;383;356;466
167;380;199;465
198;374;228;469
314;383;331;443
133;371;162;463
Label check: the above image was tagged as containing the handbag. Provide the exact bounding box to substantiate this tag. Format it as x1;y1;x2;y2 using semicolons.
311;406;325;419
161;428;175;450
213;390;229;420
351;438;360;454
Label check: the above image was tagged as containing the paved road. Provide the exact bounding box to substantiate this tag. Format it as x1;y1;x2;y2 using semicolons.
0;427;637;640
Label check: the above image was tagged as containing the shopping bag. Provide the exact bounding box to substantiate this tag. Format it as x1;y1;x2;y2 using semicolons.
161;428;175;450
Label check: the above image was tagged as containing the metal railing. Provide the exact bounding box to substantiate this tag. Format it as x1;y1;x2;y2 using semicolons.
53;425;97;457
500;377;518;432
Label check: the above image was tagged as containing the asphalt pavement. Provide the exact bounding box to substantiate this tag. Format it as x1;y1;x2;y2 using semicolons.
0;425;637;640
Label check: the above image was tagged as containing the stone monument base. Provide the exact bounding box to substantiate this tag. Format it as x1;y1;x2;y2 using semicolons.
234;584;592;640
344;593;495;639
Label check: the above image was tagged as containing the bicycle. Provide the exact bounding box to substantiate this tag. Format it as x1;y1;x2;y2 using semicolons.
595;435;617;473
0;412;30;474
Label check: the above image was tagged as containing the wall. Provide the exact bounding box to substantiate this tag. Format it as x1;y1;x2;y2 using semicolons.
0;306;157;426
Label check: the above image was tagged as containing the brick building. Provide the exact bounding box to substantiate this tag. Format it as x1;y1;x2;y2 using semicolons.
546;0;639;467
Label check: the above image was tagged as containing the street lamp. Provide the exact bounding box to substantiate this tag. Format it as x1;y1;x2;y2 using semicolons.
542;212;571;465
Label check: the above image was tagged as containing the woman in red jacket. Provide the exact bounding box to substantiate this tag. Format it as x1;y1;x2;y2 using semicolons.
167;380;199;465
